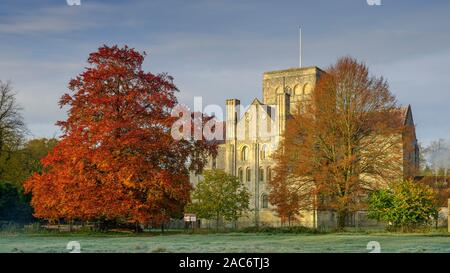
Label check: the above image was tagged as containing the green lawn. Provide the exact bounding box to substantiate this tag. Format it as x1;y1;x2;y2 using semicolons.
1;232;449;253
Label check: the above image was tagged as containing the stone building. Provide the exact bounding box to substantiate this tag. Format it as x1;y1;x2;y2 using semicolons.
190;66;419;228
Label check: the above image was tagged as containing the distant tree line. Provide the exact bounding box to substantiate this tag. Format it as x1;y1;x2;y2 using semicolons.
0;80;57;224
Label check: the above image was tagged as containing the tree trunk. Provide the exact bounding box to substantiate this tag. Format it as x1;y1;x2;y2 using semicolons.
216;213;220;232
337;210;346;231
435;212;439;230
161;222;165;234
135;222;143;233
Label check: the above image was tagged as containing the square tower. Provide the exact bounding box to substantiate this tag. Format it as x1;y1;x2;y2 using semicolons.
262;66;323;114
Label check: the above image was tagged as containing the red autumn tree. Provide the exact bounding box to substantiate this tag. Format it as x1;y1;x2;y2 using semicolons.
24;45;217;227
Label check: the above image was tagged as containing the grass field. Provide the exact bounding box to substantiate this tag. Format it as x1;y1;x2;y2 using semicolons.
1;232;449;253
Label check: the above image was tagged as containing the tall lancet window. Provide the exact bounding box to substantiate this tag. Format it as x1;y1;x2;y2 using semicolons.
266;167;271;182
241;146;249;161
261;194;269;209
260;145;267;160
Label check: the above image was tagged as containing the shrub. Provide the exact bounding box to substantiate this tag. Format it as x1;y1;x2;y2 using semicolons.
368;179;438;231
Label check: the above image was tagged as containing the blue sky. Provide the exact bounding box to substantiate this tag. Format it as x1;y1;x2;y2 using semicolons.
0;0;449;145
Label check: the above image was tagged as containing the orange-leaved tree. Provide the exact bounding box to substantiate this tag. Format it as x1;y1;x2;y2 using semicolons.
24;45;217;228
269;57;406;229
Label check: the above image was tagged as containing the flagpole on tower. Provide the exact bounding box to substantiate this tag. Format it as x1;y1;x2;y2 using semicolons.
299;26;302;68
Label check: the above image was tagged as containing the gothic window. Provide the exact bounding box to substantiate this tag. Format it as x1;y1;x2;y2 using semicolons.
259;167;264;182
238;168;243;182
246;167;251;182
261;194;269;209
241;146;249;161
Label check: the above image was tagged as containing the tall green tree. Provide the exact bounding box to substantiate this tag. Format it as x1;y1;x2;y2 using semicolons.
188;169;250;230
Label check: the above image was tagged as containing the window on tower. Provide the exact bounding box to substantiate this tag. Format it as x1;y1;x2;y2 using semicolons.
246;167;251;182
241;146;249;161
261;194;269;209
266;167;271;182
260;145;267;160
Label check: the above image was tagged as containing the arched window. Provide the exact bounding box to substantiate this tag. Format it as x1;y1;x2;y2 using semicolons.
246;167;251;182
261;194;269;209
260;145;267;160
294;84;302;95
259;167;264;182
266;167;271;182
241;146;249;161
302;83;312;99
238;168;243;182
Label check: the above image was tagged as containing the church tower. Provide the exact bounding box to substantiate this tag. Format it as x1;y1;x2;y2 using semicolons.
263;66;323;112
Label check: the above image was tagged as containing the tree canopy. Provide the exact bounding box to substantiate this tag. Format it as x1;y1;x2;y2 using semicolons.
368;179;438;231
24;45;217;225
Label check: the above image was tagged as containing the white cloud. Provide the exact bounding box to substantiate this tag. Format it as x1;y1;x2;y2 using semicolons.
0;2;124;34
